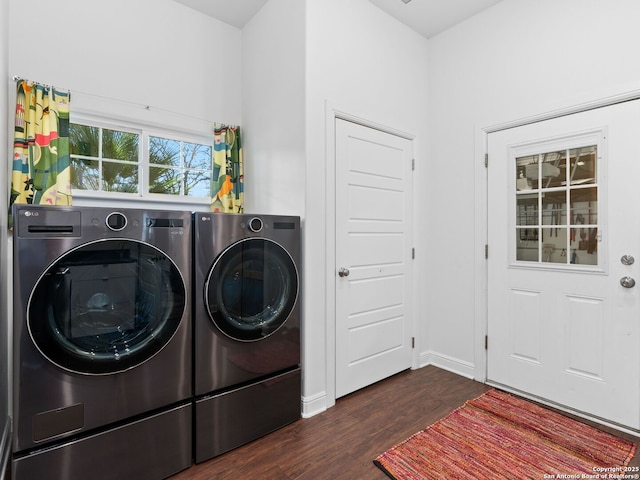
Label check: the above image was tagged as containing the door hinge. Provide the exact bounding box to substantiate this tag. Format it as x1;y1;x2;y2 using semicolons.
412;158;415;171
412;337;415;348
485;335;488;350
412;247;415;259
484;153;488;168
485;244;488;259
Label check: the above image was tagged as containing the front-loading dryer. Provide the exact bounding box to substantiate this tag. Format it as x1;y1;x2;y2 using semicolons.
193;212;301;463
12;205;192;480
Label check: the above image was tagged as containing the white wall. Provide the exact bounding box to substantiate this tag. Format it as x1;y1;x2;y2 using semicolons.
8;0;243;135
425;0;640;378
242;0;306;216
304;0;429;414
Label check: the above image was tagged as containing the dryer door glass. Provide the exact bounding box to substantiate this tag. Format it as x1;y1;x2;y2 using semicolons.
28;239;186;374
205;238;299;341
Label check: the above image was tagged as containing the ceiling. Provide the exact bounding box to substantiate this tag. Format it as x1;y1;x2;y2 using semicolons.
173;0;504;39
173;0;269;29
368;0;503;38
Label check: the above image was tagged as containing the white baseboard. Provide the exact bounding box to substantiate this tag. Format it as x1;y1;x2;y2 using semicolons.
301;391;327;418
419;351;475;379
300;354;477;419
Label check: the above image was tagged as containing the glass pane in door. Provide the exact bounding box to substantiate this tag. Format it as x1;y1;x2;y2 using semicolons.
542;190;566;226
569;146;597;185
540;150;565;188
514;144;599;266
516;195;538;226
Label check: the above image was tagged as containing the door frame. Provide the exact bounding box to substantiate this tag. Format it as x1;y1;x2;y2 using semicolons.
474;87;640;430
324;101;419;409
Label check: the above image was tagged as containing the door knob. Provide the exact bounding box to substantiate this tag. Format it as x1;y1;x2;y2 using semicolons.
620;276;636;288
338;267;350;277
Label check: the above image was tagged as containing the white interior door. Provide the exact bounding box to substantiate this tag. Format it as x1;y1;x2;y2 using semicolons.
335;118;413;398
487;100;640;430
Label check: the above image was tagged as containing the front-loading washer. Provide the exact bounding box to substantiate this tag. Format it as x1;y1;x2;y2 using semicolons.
12;205;192;480
193;212;301;463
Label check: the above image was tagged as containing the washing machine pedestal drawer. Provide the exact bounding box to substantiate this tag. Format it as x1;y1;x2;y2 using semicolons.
195;368;301;463
13;403;192;480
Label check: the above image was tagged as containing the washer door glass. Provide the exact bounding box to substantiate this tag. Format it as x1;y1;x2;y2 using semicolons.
205;238;298;341
28;239;186;375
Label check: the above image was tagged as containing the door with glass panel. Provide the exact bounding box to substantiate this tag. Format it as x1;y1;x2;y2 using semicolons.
487;100;640;430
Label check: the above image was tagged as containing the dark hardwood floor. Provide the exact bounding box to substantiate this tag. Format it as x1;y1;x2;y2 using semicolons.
170;366;639;479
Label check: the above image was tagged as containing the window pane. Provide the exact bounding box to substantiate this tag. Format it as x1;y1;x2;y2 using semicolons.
517;228;539;261
571;188;597;225
184;142;212;170
516;194;538;226
541;228;567;264
185;171;211;197
150;137;180;167
102;162;138;193
570;227;598;264
569;146;596;185
540;150;564;189
149;166;181;195
516;154;537;190
70;125;99;157
542;190;566;226
103;129;139;162
71;158;100;190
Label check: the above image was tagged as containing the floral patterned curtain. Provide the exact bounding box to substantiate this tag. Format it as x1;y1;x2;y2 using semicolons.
211;124;243;213
10;80;72;220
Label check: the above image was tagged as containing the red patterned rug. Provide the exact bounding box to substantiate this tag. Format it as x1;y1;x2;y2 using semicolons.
374;389;637;479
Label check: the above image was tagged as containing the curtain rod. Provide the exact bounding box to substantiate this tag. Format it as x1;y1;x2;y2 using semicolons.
11;75;238;129
12;75;69;94
13;75;50;87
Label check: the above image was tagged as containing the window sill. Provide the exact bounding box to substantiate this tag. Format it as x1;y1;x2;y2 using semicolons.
71;190;212;212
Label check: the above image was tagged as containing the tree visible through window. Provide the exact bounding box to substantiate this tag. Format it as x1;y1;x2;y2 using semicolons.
149;136;212;196
69;122;213;198
70;125;139;193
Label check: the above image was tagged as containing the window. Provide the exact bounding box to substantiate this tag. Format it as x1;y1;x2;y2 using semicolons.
515;144;599;266
70;120;213;200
